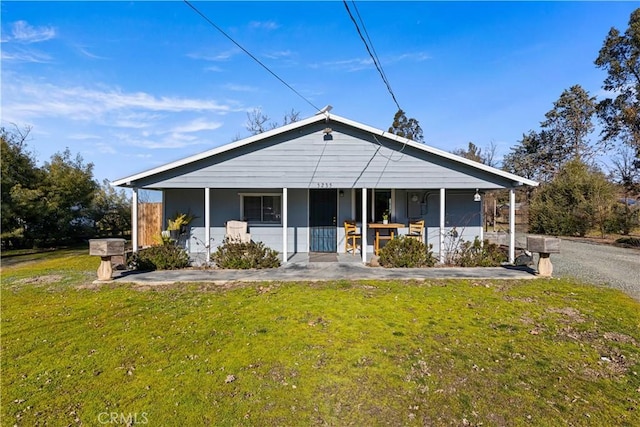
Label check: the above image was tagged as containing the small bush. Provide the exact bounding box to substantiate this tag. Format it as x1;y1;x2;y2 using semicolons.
211;239;280;269
128;243;190;271
457;237;507;267
378;237;436;268
614;236;640;248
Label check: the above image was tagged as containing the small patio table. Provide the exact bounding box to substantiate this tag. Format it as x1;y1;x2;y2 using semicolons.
368;222;405;256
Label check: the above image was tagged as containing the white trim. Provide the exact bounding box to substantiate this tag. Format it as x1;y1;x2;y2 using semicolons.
282;188;288;263
205;188;211;261
362;187;368;264
479;195;484;244
132;188;138;252
112;113;538;189
391;189;396;221
439;188;445;264
509;188;516;264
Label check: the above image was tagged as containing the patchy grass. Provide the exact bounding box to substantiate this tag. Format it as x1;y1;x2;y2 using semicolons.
1;250;639;426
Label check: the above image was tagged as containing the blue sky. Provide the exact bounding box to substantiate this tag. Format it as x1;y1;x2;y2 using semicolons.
1;1;637;185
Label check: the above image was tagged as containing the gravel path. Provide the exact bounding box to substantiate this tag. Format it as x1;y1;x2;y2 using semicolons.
544;238;640;302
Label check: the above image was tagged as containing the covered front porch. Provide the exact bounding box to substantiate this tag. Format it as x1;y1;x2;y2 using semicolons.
130;186;522;265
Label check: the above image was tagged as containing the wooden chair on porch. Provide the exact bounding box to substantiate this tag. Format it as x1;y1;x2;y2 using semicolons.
407;219;424;243
344;220;362;255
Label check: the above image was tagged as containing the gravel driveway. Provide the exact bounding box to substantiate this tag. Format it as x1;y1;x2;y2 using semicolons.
544;238;640;302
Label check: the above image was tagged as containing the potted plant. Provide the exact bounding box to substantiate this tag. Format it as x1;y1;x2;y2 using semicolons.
166;211;196;240
382;211;389;225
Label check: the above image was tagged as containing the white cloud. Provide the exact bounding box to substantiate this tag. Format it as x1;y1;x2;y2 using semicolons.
263;50;294;60
7;20;56;43
4;79;236;123
187;49;239;62
170;119;223;133
75;45;107;60
311;57;374;72
1;47;52;63
223;83;257;92
249;21;279;30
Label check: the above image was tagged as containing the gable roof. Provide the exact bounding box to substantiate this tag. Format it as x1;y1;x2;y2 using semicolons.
112;112;538;189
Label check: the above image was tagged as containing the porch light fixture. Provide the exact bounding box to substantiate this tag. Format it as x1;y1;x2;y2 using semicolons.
474;189;481;202
339;190;344;197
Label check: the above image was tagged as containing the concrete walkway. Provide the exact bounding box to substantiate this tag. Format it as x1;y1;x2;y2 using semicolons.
112;253;537;285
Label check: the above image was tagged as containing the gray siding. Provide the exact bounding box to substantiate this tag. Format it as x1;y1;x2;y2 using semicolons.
164;187;482;256
165;188;309;255
138;122;515;190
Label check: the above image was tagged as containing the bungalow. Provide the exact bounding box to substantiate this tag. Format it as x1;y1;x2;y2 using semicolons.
112;110;538;265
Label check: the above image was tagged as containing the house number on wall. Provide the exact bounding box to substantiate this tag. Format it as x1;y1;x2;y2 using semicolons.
316;182;333;188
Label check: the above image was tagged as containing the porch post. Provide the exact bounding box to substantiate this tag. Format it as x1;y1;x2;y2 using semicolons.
282;187;288;263
439;188;445;264
205;187;211;261
509;188;516;264
361;187;368;264
132;187;139;253
479;193;484;243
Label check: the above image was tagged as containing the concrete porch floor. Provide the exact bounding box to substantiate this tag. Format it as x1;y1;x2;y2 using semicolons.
111;252;537;285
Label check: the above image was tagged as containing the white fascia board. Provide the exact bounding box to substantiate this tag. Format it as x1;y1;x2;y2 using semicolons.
111;114;328;187
329;114;539;188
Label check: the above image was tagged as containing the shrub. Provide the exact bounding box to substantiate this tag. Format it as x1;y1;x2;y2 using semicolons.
128;242;190;271
211;239;280;269
614;236;640;248
457;237;508;267
378;236;436;268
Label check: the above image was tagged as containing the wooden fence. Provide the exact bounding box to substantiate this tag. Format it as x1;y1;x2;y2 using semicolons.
138;202;163;247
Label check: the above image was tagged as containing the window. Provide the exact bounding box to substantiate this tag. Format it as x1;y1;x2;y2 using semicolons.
241;194;282;224
355;189;391;222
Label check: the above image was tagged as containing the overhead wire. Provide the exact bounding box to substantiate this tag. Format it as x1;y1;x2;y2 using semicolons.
342;0;402;112
183;0;322;113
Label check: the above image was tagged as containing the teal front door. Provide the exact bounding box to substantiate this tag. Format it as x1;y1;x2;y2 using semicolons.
309;189;337;252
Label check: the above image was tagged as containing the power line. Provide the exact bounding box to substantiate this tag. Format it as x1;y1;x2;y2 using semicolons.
343;0;401;112
183;0;322;113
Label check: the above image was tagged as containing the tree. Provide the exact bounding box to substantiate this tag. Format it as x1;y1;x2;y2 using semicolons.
540;84;597;161
608;145;640;234
529;159;616;237
39;149;99;243
452;141;498;167
0;125;42;247
503;129;560;183
245;108;300;135
388;109;424;142
503;85;597;184
91;179;131;238
594;8;640;157
245;108;276;135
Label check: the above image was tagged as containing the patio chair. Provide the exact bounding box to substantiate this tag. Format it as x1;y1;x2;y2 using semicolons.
344;220;362;255
225;220;251;243
407;219;424;242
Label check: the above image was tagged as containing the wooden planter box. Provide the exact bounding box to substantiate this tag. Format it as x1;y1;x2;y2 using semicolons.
526;236;560;254
526;236;560;278
89;239;126;281
89;238;126;257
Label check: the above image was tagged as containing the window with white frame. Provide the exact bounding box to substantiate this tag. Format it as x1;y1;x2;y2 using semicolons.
240;193;282;224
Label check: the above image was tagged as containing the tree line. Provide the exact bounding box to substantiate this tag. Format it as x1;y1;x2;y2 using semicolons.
446;9;640;238
1;125;131;249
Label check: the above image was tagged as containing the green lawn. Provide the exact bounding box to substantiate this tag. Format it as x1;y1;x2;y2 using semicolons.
1;249;639;426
